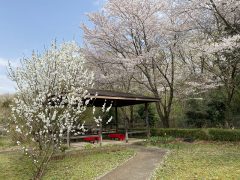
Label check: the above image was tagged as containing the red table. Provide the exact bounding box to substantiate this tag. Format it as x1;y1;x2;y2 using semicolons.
83;136;100;143
108;133;125;141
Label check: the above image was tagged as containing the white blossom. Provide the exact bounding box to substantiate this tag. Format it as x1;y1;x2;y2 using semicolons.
8;41;95;172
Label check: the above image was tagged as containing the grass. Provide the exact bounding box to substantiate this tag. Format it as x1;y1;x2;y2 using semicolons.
0;136;15;150
0;146;134;180
0;152;34;179
150;140;240;179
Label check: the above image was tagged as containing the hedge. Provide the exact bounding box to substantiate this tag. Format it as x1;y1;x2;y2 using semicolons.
151;128;240;141
208;129;240;141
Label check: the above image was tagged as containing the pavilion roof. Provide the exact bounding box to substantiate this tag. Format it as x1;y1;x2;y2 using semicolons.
87;89;160;107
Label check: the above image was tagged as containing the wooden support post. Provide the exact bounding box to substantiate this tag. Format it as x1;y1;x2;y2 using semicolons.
145;103;150;139
115;103;118;132
130;106;134;128
125;118;128;143
125;130;128;143
99;122;102;146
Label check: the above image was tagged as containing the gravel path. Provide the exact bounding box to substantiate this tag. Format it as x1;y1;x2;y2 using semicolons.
98;146;167;180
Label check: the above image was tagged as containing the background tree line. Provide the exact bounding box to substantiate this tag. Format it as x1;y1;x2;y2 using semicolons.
82;0;240;128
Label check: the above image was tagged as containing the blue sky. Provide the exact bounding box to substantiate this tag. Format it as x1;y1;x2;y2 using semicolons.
0;0;105;94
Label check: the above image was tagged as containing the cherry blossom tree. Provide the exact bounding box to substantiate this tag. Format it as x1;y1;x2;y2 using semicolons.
82;0;194;127
8;41;94;179
183;0;240;126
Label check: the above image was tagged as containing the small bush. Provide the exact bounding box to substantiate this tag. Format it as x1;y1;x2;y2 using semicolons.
148;136;175;145
151;128;240;141
84;143;94;150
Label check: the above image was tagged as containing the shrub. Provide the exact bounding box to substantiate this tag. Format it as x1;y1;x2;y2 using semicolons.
184;97;226;128
84;143;94;150
151;128;240;141
151;128;208;140
208;128;240;141
148;136;175;145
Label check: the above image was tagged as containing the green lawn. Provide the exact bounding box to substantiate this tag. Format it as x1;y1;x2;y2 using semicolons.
152;141;240;179
0;146;134;180
0;136;15;150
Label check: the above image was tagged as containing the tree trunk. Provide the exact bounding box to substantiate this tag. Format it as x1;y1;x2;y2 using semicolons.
162;116;170;128
224;101;233;128
67;128;70;148
155;102;170;128
34;148;54;180
224;86;234;128
34;168;44;180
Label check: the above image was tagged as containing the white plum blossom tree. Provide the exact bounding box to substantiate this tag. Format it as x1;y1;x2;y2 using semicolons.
8;41;94;179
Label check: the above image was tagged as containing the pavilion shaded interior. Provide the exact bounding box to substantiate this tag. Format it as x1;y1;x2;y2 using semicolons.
66;89;160;146
88;89;160;141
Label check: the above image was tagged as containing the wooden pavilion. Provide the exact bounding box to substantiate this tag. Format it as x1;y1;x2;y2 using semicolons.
67;89;160;146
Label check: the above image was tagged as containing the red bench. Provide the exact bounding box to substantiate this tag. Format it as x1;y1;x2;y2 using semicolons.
108;133;125;141
83;136;100;143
